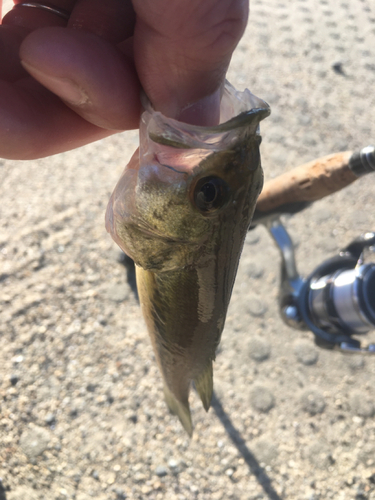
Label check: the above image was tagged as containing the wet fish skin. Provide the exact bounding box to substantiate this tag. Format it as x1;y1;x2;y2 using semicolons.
106;84;269;434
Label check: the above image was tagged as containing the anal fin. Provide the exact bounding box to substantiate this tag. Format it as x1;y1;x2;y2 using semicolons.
194;361;213;412
163;384;193;437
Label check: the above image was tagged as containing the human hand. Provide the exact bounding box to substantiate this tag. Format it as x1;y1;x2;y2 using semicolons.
0;0;248;160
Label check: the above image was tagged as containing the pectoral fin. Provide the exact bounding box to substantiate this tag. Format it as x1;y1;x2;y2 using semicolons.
163;384;193;437
194;361;213;412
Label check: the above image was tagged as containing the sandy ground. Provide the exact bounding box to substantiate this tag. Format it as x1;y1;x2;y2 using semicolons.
1;1;375;499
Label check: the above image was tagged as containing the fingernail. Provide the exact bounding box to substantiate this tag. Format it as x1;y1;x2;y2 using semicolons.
177;88;222;127
21;60;89;105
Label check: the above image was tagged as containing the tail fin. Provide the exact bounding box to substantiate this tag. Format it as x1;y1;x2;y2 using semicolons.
194;361;213;412
163;384;193;437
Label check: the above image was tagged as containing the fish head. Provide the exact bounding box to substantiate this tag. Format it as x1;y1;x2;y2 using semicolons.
105;146;213;272
106;83;270;272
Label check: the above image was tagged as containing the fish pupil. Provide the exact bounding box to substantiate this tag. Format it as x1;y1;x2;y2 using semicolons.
201;182;217;203
194;176;229;213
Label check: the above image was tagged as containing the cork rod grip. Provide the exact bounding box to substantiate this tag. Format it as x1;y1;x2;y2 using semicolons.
256;151;355;213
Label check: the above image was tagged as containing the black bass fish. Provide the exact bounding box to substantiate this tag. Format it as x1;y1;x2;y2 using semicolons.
105;82;270;435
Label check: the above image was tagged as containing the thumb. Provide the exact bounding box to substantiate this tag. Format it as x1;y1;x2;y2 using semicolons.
19;27;141;131
132;0;249;125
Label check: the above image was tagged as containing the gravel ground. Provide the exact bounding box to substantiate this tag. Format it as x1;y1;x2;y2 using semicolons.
1;1;375;499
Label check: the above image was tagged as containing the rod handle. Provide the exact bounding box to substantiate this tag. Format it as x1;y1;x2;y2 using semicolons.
256;151;355;213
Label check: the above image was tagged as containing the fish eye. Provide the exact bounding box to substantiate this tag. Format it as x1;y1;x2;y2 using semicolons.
193;176;230;214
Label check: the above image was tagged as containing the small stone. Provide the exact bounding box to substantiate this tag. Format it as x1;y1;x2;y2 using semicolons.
106;472;116;485
86;383;96;392
45;413;56;426
302;134;317;146
246;230;260;245
307;493;321;500
69;408;78;418
12;355;24;364
133;472;146;483
141;485;152;495
357;444;375;466
73;473;82;484
129;414;137;424
10;374;19;386
298;113;312;125
318;235;337;252
104;284;129;303
97;315;107;326
332;61;345;74
168;459;179;474
300;388;326;415
92;470;100;481
248;336;271;362
114;488;127;499
305;441;333;469
268;130;285;144
250;385;275;412
247;295;268;317
225;468;234;477
346;356;365;371
153;481;162;491
251;438;278;465
245;263;264;279
350;391;375;418
155;465;168;477
294;340;319;365
355;491;367;500
19;426;51;461
313;208;332;223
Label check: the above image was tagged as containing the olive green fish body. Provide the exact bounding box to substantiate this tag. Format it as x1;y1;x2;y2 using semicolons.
136;266;215;435
106;82;270;434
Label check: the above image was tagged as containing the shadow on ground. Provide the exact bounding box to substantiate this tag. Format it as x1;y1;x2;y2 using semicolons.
212;392;282;500
0;483;8;500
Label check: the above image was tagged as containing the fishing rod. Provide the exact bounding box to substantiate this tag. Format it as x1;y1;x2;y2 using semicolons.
252;146;375;353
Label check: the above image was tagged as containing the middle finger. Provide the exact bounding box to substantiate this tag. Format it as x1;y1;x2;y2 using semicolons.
69;0;135;44
3;1;76;29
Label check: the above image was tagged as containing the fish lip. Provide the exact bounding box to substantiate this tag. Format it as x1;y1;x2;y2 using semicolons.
148;107;270;146
141;81;271;151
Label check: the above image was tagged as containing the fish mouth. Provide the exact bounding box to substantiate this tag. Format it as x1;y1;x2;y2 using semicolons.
142;81;270;152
